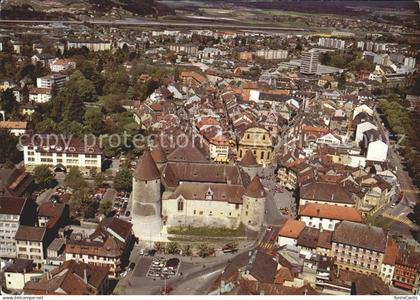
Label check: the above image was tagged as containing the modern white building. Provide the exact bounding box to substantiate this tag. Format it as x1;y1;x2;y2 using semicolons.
318;38;345;50
301;50;319;75
366;140;388;162
255;49;288;60
0;197;29;259
67;39;112;52
36;74;68;89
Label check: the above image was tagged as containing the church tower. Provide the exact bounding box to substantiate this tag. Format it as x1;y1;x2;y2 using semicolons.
131;150;163;241
240;176;266;231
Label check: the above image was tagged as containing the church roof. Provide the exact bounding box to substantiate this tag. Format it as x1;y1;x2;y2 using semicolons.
134;150;161;181
245;176;265;198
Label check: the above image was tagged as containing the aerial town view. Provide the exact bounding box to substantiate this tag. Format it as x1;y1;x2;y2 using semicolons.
0;0;419;298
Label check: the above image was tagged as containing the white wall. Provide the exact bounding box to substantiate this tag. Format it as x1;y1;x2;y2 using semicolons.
367;140;388;162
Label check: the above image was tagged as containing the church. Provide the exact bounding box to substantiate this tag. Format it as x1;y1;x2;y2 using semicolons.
130;142;266;241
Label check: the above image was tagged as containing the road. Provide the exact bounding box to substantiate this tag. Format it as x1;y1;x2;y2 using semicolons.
0;18;305;32
374;109;418;206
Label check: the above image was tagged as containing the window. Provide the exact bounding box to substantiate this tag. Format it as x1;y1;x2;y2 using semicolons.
260;152;264;159
177;199;184;211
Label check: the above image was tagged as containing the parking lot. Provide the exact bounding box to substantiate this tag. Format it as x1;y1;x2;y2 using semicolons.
146;257;181;279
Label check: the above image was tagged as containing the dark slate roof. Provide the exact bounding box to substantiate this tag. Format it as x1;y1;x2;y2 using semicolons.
0;196;26;215
332;221;386;253
300;181;354;204
15;225;46;242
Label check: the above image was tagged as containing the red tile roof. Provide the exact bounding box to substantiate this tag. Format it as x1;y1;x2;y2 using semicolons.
278;219;305;239
299;203;362;223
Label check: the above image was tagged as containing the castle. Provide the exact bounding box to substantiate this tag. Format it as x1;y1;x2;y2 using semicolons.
130;144;266;241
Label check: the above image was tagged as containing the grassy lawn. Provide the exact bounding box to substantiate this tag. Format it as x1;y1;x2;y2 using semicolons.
168;225;245;237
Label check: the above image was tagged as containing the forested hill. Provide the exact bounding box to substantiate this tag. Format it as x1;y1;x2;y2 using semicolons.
1;0;174;20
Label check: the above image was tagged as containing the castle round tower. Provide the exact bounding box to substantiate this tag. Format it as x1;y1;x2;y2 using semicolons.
239;150;260;179
131;150;163;241
240;176;266;231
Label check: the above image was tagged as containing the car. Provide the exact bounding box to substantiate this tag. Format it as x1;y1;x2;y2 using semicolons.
140;249;145;256
267;226;272;231
390;203;396;208
129;262;136;271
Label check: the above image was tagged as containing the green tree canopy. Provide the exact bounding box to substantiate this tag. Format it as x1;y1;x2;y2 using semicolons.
114;167;132;191
64;167;87;190
33;165;55;188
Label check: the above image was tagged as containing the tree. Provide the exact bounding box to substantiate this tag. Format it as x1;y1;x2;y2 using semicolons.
99;198;113;216
196;243;210;258
33;165;55;188
181;244;192;256
154;241;166;253
0;129;20;163
114;167;132;191
2;160;15;169
93;171;107;188
68;70;97;102
167;242;180;254
84;108;104;135
64;167;87;190
1;89;18;115
103;65;130;95
84;199;99;219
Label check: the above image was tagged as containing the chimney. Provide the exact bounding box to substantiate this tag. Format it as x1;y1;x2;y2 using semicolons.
83;268;88;284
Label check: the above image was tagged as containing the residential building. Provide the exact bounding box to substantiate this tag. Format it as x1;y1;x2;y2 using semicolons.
67;39;112;52
380;238;398;285
4;259;43;291
15;225;47;269
299;181;355;207
301;50;319;75
49;58;77;72
318;38;345;50
29;87;52;103
392;247;420;293
23;260;109;295
0;196;35;259
0;121;27;136
65;217;132;277
237;127;273;165
209;135;230;163
298;203;362;231
36;74;68;89
332;221;386;275
180;71;207;87
169;44;199;55
21;135;102;175
278;219;306;247
255;49;288;60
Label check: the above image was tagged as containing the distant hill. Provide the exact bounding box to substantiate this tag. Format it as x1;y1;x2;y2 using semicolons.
1;0;175;20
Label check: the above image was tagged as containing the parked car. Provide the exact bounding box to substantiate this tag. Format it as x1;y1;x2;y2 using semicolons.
129;262;136;271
